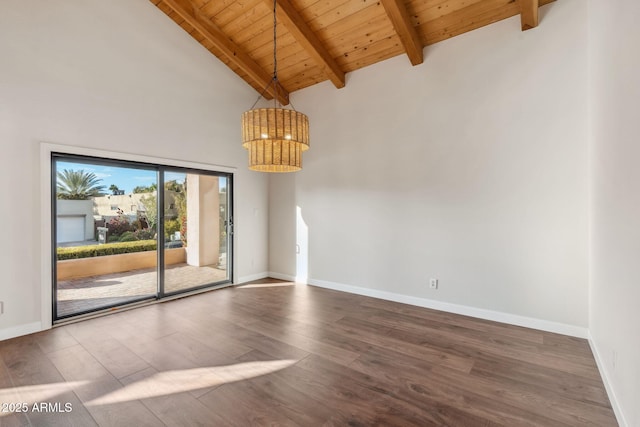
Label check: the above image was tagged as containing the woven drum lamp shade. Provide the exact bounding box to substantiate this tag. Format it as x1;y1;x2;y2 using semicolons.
241;108;310;172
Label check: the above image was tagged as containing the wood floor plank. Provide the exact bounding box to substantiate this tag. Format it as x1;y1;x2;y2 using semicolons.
117;331;240;399
349;351;567;427
199;350;329;426
0;337;98;426
330;315;476;373
197;381;300;426
429;365;617;427
341;311;600;380
32;328;79;354
79;336;150;380
0;354;30;427
358;295;547;344
297;353;503;427
152;306;255;360
63;314;124;344
47;345;112;381
470;353;612;408
241;313;361;365
0;281;618;426
282;354;470;426
76;376;163;427
46;344;162;426
185;316;311;362
119;366;228;426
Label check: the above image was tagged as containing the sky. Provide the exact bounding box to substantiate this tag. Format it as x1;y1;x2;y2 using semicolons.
56;161;225;194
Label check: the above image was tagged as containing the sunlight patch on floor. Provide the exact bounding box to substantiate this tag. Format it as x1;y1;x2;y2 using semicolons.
87;360;297;405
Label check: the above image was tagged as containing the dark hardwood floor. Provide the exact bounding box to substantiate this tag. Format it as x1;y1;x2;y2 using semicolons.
0;279;617;426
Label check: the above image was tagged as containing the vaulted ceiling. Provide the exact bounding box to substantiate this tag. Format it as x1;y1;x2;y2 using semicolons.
151;0;554;105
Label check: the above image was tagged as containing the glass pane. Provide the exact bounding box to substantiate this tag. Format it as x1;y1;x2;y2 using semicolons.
54;159;157;319
163;172;230;294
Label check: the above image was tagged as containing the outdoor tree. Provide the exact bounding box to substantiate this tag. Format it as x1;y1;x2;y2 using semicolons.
176;189;187;246
57;169;106;200
138;180;187;244
165;180;187;245
133;183;157;193
140;194;158;231
165;180;184;193
109;184;121;195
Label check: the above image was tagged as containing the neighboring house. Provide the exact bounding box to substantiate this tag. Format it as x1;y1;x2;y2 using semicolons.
56;200;95;243
93;192;154;218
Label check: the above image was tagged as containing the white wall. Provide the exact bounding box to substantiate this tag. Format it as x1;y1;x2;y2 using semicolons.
589;1;640;425
0;0;268;339
270;0;590;331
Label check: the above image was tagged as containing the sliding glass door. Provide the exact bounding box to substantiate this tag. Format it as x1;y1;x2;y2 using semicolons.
162;171;231;295
52;154;233;321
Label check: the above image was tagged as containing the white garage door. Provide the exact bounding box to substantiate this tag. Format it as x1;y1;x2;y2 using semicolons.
57;216;85;243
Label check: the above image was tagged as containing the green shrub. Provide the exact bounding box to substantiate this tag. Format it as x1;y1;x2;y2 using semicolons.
164;219;180;238
134;229;155;240
57;240;157;260
119;231;138;242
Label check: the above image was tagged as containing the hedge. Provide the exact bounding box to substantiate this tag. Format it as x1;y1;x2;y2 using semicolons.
57;240;157;260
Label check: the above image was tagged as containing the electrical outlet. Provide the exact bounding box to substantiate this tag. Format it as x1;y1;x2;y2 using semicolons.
0;301;4;314
429;278;438;289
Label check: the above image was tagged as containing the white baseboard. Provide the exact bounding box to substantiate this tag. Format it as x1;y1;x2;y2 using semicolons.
237;271;270;284
0;321;43;341
307;278;589;339
588;334;627;427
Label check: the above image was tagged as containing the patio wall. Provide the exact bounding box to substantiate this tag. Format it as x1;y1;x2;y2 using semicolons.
57;247;186;280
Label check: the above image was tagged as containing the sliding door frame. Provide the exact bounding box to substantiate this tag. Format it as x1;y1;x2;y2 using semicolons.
48;147;235;324
52;153;161;321
158;165;234;299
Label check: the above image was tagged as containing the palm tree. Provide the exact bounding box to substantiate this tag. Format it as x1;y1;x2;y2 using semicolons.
57;169;106;200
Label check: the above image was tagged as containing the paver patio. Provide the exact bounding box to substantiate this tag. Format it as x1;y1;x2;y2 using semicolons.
57;263;227;317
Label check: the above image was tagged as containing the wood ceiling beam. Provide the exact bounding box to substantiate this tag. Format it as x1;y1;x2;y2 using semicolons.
267;0;345;89
380;0;424;66
162;0;289;105
520;0;539;31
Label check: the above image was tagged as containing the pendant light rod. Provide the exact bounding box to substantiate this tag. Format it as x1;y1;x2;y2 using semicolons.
272;0;277;81
272;0;280;110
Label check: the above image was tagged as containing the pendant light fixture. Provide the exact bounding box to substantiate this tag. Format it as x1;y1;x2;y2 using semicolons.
241;0;310;172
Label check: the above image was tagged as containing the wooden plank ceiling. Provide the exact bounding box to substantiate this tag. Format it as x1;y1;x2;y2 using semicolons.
151;0;555;104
